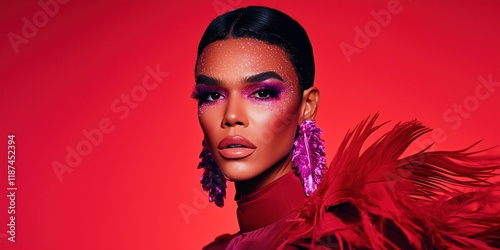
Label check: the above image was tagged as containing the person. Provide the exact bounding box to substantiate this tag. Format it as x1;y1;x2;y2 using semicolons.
192;6;500;249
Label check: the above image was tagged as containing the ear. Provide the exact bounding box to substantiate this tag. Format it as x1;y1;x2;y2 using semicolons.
299;86;320;124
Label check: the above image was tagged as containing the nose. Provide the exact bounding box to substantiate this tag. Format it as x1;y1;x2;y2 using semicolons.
221;95;248;128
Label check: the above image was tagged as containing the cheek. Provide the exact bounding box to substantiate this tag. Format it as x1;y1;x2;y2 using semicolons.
249;102;300;148
198;104;223;139
198;100;225;121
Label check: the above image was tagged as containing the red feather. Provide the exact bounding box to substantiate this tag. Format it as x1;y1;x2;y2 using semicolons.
281;114;500;249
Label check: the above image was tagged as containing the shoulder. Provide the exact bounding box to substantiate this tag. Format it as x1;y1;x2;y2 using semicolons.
202;233;234;250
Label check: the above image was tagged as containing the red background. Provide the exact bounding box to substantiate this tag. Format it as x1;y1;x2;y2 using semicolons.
1;0;499;249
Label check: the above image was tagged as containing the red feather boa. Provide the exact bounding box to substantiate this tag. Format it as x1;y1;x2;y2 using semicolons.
281;114;500;249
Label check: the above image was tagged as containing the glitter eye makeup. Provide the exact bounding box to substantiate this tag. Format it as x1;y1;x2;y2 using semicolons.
195;38;303;189
244;81;285;101
191;84;226;105
192;80;287;105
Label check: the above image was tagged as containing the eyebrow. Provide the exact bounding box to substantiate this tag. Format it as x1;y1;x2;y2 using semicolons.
247;71;284;82
195;71;284;85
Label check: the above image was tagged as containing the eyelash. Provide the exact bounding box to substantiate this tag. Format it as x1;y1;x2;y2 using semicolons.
192;86;281;104
249;87;280;99
191;88;225;104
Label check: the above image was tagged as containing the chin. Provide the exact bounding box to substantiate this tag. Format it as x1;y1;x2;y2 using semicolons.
219;163;262;182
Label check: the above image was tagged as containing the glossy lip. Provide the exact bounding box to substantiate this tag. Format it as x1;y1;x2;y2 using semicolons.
218;136;256;159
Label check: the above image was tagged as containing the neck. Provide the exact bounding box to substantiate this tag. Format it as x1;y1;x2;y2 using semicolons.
235;152;294;197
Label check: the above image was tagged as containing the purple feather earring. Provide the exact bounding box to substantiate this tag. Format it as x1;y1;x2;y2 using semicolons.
198;140;226;207
292;120;327;196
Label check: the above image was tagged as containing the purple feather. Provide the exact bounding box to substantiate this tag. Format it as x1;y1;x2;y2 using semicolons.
292;120;327;196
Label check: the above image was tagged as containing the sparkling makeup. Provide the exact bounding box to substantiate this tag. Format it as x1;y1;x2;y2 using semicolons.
192;78;287;105
241;80;285;102
194;37;303;189
191;84;227;106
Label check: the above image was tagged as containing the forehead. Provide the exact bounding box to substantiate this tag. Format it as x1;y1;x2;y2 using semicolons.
196;38;298;84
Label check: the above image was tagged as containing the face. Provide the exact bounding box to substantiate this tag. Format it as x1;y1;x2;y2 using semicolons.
194;38;302;182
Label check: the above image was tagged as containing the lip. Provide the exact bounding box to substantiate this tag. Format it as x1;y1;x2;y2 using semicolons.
218;136;256;159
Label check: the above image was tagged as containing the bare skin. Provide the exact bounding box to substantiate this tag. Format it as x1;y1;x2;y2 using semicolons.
194;38;319;196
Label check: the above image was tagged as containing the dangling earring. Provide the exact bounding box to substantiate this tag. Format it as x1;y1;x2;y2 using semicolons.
292;120;327;196
198;140;226;207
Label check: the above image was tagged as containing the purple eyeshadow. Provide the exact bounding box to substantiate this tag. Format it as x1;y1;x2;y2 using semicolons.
192;84;227;104
192;80;287;106
243;81;286;101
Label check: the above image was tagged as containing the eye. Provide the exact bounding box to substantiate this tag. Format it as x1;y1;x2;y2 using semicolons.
251;89;279;99
206;92;224;101
192;86;225;104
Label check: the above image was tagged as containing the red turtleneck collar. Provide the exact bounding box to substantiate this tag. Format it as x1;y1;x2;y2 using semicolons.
235;171;307;233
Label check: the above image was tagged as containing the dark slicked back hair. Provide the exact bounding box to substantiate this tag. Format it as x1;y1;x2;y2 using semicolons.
196;6;315;92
